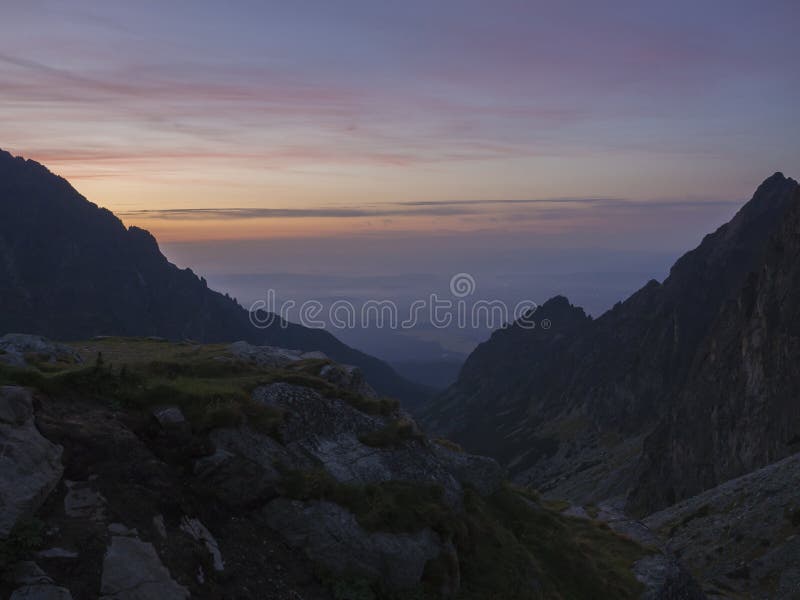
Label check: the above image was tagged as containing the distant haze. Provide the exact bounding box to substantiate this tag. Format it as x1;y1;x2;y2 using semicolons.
2;0;798;359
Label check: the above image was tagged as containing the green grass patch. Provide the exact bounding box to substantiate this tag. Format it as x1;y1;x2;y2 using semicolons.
542;498;571;513
584;504;600;519
358;419;422;448
457;486;645;599
276;467;460;538
0;338;391;438
432;438;464;453
0;518;45;572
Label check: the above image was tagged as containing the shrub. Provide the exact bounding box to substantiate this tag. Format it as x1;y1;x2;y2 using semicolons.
0;518;45;571
358;419;422;448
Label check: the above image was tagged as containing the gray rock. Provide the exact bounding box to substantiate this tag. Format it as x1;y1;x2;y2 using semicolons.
300;350;328;360
8;561;52;586
36;548;78;559
241;380;505;506
150;406;186;427
10;584;73;599
0;348;27;368
228;341;301;367
0;385;35;424
264;498;448;591
0;335;82;366
180;516;224;571
319;363;377;398
152;515;167;539
100;535;189;600
200;428;296;508
0;387;63;537
63;480;106;521
433;446;505;497
108;523;138;536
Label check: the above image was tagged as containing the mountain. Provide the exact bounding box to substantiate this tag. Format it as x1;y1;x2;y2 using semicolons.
392;358;465;391
0;149;428;407
629;179;800;512
422;173;800;512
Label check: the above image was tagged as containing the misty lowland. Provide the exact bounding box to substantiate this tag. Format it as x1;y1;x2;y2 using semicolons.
2;3;800;600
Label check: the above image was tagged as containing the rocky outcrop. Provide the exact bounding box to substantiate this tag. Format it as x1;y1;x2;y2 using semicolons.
264;499;450;592
228;341;305;368
0;386;63;537
248;381;503;504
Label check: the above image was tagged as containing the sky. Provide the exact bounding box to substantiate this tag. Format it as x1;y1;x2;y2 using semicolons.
2;1;799;349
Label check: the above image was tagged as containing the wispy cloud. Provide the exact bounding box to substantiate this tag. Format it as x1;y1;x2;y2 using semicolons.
118;205;474;219
119;197;741;221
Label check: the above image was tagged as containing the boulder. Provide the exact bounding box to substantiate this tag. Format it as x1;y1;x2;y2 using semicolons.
180;516;224;572
0;348;27;368
202;428;295;507
433;446;505;497
10;584;73;599
0;385;35;423
100;535;189;600
264;498;451;592
0;387;63;537
319;363;378;398
150;406;186;428
63;480;107;521
0;335;82;366
228;341;301;367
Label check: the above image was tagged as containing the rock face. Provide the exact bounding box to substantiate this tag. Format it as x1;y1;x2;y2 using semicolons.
0;148;429;406
100;534;189;600
423;173;800;512
630;185;800;512
0;386;63;537
248;381;503;503
264;499;447;591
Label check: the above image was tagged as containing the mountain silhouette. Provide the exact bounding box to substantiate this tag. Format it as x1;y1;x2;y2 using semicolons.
423;172;800;513
0;149;429;407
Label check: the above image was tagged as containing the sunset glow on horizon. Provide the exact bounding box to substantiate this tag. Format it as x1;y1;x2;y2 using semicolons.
2;0;798;248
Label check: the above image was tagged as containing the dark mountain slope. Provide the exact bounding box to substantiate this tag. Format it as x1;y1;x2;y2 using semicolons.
629;182;800;513
423;173;799;504
0;149;428;406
